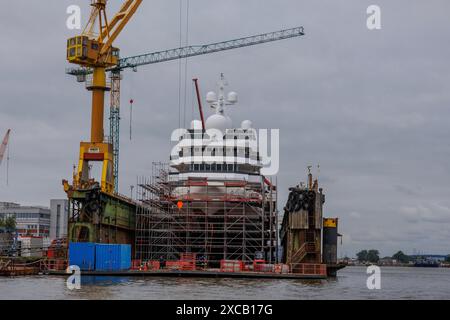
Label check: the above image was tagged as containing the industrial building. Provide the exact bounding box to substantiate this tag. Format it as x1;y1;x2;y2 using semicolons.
49;199;69;240
0;202;50;238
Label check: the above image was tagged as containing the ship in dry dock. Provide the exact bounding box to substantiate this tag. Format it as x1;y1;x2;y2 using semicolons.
19;75;344;279
134;74;278;268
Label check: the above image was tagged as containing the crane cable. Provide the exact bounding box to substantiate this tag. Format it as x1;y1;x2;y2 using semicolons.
178;0;190;130
183;0;190;129
191;80;195;124
178;0;183;130
129;70;135;141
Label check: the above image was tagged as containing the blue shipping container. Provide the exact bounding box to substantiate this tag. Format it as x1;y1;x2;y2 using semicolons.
120;245;131;270
68;242;96;271
95;244;120;271
95;244;131;271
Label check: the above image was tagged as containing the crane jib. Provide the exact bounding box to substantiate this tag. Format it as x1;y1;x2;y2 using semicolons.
66;26;305;77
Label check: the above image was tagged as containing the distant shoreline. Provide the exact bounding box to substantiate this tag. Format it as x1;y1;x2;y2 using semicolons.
343;264;450;268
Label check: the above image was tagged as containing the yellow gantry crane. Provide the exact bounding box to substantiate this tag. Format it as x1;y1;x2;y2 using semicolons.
65;0;142;195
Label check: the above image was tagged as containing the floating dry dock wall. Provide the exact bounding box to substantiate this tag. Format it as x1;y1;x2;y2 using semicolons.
280;172;343;276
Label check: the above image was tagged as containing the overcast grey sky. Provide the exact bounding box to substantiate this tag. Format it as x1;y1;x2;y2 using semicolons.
1;1;449;257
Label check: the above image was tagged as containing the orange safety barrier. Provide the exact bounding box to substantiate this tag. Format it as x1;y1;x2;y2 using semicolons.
166;260;196;271
147;260;160;270
179;253;197;270
242;264;251;272
220;260;244;272
253;259;266;272
259;264;275;273
165;261;179;270
180;253;196;261
274;264;290;274
131;259;143;270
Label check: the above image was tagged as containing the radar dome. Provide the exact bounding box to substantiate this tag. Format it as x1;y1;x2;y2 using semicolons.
241;120;252;130
206;91;217;104
206;114;232;134
227;92;238;104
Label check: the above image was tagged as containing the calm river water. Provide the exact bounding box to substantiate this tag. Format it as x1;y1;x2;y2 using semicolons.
1;267;449;300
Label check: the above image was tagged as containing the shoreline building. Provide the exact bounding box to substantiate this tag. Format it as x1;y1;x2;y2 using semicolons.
0;202;50;238
50;199;69;240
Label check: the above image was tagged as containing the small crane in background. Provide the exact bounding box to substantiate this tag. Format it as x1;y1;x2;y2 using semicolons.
0;129;11;185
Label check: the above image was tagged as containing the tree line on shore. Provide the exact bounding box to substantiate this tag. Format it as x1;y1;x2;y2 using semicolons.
0;217;16;230
352;249;450;264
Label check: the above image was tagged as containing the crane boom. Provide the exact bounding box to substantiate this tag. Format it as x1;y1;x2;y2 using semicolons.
119;26;304;70
99;0;142;57
0;129;11;167
67;27;305;76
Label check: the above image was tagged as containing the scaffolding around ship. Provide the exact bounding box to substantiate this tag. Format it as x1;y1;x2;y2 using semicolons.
135;162;278;267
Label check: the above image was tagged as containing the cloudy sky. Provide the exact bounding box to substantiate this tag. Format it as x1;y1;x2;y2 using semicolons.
1;1;449;257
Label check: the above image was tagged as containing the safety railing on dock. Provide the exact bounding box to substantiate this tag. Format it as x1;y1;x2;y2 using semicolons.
0;258;43;276
40;259;68;272
290;263;327;276
130;258;325;277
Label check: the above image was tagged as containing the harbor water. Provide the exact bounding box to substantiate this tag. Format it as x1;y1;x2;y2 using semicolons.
1;267;449;300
